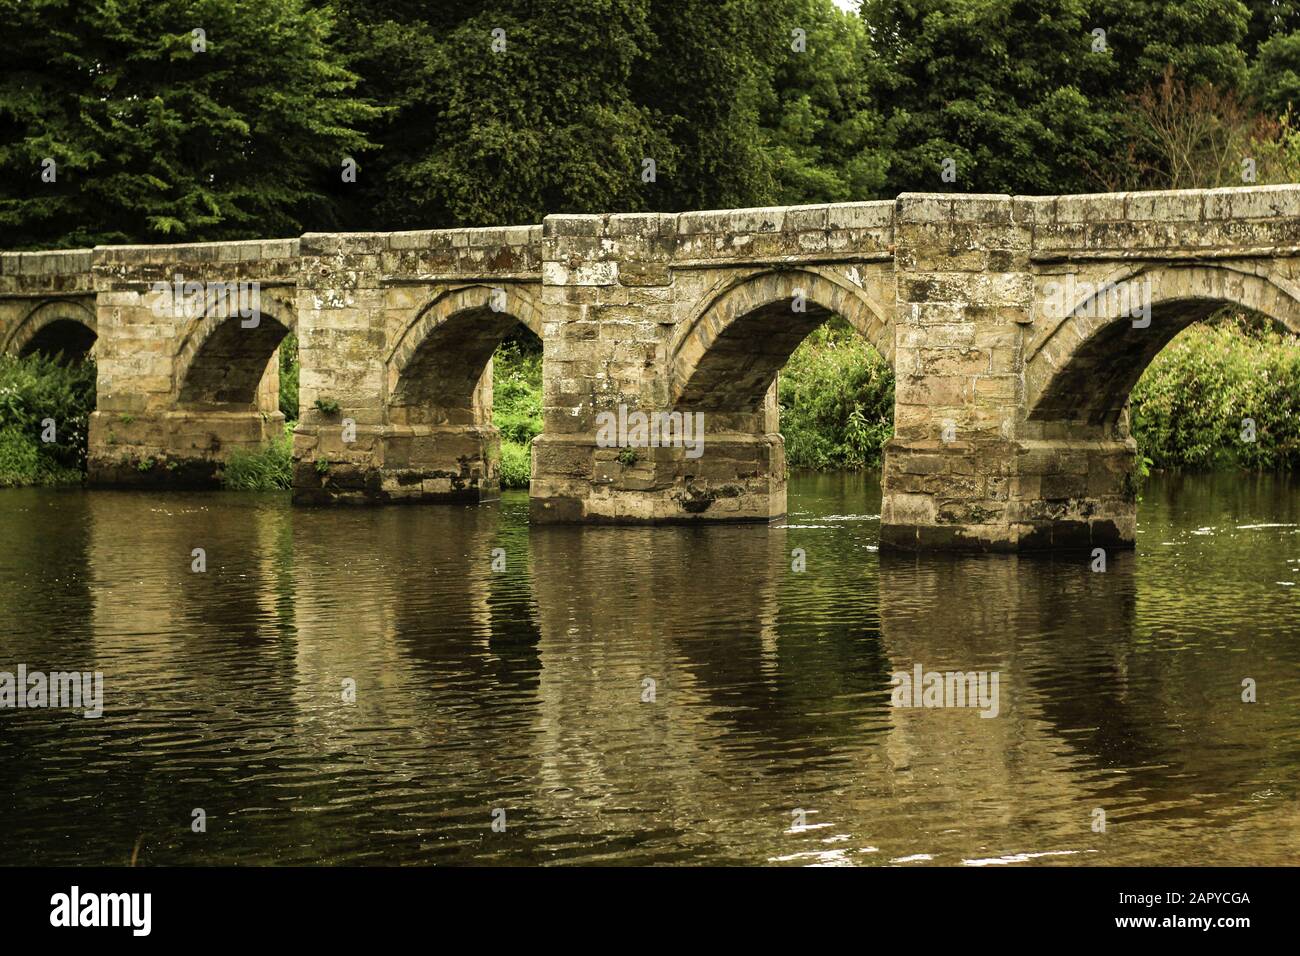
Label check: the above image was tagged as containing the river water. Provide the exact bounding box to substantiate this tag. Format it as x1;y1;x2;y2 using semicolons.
1;472;1296;866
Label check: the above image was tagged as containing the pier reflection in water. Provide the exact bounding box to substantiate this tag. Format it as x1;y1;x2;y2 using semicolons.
0;471;1296;865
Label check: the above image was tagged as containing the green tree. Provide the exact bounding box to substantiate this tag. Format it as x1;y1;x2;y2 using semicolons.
1092;0;1249;91
780;319;894;470
758;0;890;203
863;0;1116;195
335;0;884;226
325;0;459;229
337;0;674;229
629;0;776;211
0;0;375;248
1242;0;1300;54
0;353;96;486
1249;30;1300;115
862;0;1254;196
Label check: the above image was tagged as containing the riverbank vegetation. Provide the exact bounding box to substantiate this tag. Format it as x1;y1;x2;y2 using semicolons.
222;421;295;491
219;339;298;490
1132;315;1300;471
0;353;95;488
779;320;894;470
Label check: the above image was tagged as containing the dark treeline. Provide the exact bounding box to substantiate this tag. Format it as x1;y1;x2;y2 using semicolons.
4;0;1300;248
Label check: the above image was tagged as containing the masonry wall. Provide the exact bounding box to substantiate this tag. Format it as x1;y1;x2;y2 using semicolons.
0;250;96;357
84;239;299;486
291;225;542;504
881;185;1300;550
531;202;895;523
881;193;1140;550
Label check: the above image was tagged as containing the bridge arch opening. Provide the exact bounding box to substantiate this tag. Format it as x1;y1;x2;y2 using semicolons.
176;309;293;410
385;284;544;497
388;285;543;425
1026;266;1300;429
669;268;895;470
18;319;97;362
6;301;98;363
671;269;893;413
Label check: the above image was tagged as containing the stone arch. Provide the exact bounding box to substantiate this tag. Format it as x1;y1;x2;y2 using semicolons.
669;267;893;411
1025;264;1300;427
4;299;97;361
386;283;543;425
174;289;295;408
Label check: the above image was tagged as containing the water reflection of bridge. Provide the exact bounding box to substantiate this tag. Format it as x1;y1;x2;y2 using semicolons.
0;488;1279;864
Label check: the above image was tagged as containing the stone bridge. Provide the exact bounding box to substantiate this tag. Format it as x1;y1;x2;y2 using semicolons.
3;185;1299;550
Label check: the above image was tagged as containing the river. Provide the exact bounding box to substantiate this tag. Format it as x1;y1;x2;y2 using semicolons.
1;472;1297;865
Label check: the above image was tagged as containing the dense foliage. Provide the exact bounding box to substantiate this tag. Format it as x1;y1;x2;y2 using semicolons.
222;421;295;490
0;0;375;247
279;335;300;422
1131;317;1300;470
779;320;894;470
0;353;95;486
10;0;1300;246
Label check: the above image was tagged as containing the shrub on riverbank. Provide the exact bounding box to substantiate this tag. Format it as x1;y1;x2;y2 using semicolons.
779;319;895;470
1131;317;1300;471
0;353;95;487
221;421;295;490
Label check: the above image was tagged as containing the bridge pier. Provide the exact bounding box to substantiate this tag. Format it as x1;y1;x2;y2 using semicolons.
528;207;894;523
881;435;1136;551
291;423;502;505
875;194;1139;551
290;229;541;505
88;409;287;487
76;241;298;487
530;430;787;523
